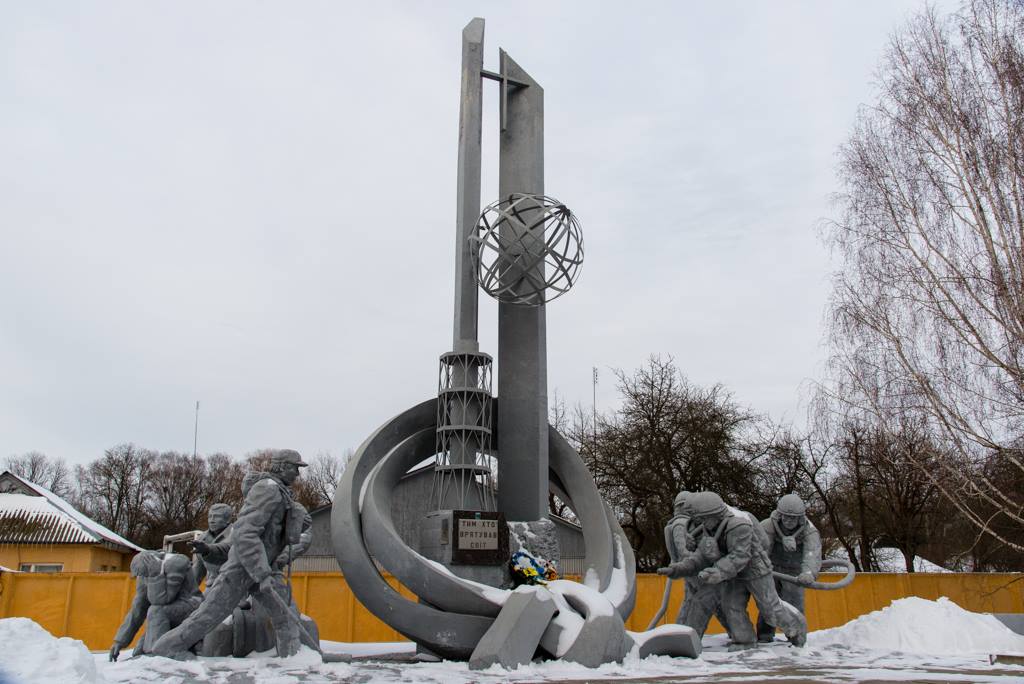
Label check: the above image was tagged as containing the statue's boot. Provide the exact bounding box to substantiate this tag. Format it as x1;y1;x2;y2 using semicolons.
251;585;304;658
274;622;302;657
151;624;203;659
780;605;807;647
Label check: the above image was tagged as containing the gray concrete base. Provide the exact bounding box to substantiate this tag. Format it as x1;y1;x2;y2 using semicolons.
561;613;634;667
991;613;1024;636
630;624;702;659
469;586;557;670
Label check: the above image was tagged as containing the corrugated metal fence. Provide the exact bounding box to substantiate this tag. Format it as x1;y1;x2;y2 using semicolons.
1;570;1021;651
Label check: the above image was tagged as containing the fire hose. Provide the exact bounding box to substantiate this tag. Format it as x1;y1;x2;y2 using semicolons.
646;558;856;630
773;558;856;591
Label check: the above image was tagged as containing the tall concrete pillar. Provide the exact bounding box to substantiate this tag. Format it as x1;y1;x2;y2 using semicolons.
453;18;484;355
496;50;547;522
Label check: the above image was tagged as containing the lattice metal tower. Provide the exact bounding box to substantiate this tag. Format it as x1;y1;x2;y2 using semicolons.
432;351;495;511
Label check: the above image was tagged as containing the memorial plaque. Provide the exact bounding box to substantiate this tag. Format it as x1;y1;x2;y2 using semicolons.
451;510;509;565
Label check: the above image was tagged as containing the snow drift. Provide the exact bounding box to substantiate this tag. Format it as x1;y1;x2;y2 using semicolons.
0;617;101;684
809;596;1024;655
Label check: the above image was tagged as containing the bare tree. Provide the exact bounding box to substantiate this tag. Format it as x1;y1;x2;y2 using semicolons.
205;452;247;511
243;448;275;472
140;451;237;547
861;422;945;572
805;386;960;571
304;450;348;507
74;444;154;543
3;451;71;497
822;0;1024;550
576;355;766;570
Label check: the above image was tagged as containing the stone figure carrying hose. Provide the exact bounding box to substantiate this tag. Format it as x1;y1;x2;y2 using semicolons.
756;494;821;642
650;491;733;638
658;491;808;648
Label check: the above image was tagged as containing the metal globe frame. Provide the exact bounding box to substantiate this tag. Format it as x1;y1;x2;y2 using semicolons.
471;193;584;306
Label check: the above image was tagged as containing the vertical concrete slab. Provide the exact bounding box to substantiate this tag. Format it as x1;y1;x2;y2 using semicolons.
469;586;556;670
496;50;547;522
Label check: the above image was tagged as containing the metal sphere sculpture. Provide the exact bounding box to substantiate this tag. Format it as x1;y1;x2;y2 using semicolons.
471;193;583;306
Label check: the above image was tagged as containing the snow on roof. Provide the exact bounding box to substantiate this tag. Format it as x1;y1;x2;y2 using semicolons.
0;472;142;552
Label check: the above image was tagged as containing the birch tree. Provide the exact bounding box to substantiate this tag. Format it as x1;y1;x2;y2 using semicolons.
823;0;1024;549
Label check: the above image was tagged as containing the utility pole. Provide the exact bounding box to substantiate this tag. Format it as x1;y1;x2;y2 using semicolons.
592;366;598;445
193;401;199;459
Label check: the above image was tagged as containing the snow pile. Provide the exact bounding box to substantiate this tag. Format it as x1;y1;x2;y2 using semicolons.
0;617;101;684
809;596;1024;655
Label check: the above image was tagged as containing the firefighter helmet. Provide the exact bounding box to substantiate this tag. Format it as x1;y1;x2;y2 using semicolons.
688;491;727;518
776;493;807;516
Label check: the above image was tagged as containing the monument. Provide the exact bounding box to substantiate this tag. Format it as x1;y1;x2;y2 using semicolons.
109;550;202;661
332;18;700;668
151;449;321;659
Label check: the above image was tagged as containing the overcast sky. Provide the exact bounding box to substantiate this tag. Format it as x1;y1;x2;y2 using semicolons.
1;1;951;465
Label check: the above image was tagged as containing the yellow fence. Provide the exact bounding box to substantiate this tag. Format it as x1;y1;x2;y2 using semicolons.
1;570;1021;651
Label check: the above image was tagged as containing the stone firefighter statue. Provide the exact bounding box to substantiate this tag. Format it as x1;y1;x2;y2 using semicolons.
658;491;808;648
190;503;234;588
109;550;202;661
151;449;311;659
756;493;822;643
664;491;732;638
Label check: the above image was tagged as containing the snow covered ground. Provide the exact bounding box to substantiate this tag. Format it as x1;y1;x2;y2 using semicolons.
865;547;953;573
825;547;952;573
2;597;1024;683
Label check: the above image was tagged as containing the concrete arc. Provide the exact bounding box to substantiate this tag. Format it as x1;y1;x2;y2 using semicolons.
547;428;615;592
361;426;506;618
334;399;635;656
331;399;493;659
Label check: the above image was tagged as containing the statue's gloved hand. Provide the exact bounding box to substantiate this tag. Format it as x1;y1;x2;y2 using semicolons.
272;551;290;569
108;642;122;662
658;559;691;579
660;558;700;579
188;540;210;556
698;567;724;585
258;575;275;596
797;571;815;586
